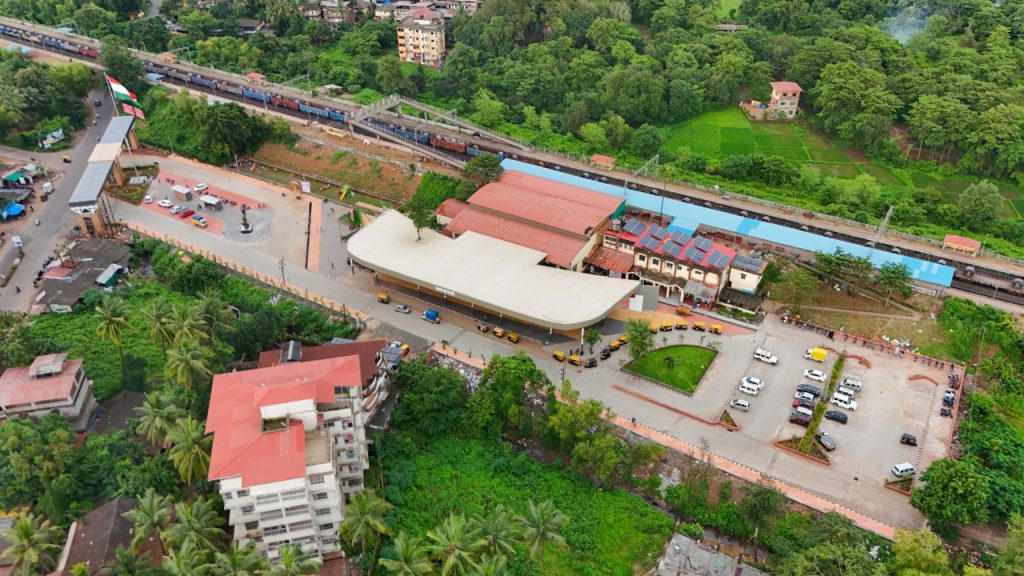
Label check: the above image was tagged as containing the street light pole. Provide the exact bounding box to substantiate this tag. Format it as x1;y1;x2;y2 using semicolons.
278;257;286;287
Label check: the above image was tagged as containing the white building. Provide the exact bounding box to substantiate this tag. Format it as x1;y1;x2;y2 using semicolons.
206;354;374;562
0;353;97;432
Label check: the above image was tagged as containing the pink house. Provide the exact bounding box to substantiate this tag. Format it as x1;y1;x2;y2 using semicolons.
769;81;802;119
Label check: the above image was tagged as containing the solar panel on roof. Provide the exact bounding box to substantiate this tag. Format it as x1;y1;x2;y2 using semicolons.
684;247;705;262
693;236;713;251
648;225;667;240
623;219;646;236
733;255;764;272
670;231;690;245
663;242;683;258
707;251;730;270
640;235;660;251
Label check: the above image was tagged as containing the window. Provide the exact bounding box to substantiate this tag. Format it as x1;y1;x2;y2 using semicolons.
309;475;325;485
319;523;334;531
316;508;332;516
740;273;747;279
237;489;249;497
245;521;258;531
665;262;674;270
242;505;255;514
313;492;329;501
264;525;287;537
637;254;646;263
651;258;660;267
260;510;284;521
224;493;233;500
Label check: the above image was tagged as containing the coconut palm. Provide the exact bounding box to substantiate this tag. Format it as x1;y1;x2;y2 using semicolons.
467;554;507;576
135;391;185;447
426;513;486;576
270;544;321;576
1;512;63;575
166;303;209;345
339;490;393;561
94;294;134;362
516;500;568;562
167;415;213;486
122;488;173;551
162;541;207;576
106;545;152;576
378;533;433;576
162;496;226;555
201;542;268;576
139;298;174;357
470;506;519;559
164;336;213;396
195;289;234;338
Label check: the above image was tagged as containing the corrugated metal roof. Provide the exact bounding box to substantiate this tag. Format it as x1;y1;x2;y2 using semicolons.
99;116;135;145
502;159;955;287
445;205;586;268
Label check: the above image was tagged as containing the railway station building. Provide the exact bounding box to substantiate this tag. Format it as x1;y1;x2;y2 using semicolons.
347;210;639;334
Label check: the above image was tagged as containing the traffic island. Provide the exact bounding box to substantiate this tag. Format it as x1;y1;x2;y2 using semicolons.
884;477;913;496
624;345;717;395
776;437;830;464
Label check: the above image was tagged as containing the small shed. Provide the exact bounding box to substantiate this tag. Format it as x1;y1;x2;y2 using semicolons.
942;234;981;257
95;264;123;287
246;72;266;84
590;154;616;170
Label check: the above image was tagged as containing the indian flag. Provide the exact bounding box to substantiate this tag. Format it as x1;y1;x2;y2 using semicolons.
106;75;140;106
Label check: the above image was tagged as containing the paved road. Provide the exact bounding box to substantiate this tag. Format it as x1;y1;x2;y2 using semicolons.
0;92;112;311
110;158;925;536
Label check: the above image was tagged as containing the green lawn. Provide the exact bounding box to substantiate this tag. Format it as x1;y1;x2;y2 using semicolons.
717;0;742;17
383;438;674;575
859;164;903;186
625;345;717;394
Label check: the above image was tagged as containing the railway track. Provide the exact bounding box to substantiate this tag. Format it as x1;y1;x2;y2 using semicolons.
4;16;1024;305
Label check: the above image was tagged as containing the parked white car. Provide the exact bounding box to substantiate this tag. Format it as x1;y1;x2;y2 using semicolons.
741;376;765;390
158;198;173;208
794;391;816;402
803;369;827;382
830;394;858;411
143;195;153;204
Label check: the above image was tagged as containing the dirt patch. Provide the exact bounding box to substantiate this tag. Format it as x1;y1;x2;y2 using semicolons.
253;140;420;203
799;296;951;358
810;285;914;314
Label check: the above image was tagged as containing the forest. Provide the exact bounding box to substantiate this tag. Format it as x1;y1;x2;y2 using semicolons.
0;51;93;148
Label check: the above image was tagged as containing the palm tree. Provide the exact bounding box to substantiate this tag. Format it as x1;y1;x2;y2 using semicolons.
467;554;507;576
516;500;568;562
162;541;207;576
200;542;268;576
94;294;134;362
162;497;226;555
164;336;213;401
270;544;320;576
339;490;393;562
135;391;185;447
105;545;152;576
378;533;433;576
426;513;486;576
122;488;173;551
166;302;209;345
470;506;519;558
1;512;63;575
139;298;174;358
167;415;213;486
195;289;234;338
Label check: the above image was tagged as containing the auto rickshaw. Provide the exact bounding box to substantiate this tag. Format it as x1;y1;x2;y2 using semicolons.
376;292;390;304
618;334;629;343
568;355;582;366
61;156;71;163
492;327;506;338
648;324;659;334
552;350;566;362
660;321;674;332
507;332;521;343
710;324;723;335
693;322;706;332
608;339;622;351
675;320;689;330
399;343;410;356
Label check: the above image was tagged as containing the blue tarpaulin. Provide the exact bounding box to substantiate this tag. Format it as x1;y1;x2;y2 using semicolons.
1;203;25;220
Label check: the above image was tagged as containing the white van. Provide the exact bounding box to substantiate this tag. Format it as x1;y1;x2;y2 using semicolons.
753;348;778;365
891;462;916;478
738;382;760;396
841;378;864;390
194;182;208;192
728;398;750;412
831;394;858;411
794;406;814;418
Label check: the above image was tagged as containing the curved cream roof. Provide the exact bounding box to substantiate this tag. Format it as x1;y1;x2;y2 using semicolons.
347;210;638;331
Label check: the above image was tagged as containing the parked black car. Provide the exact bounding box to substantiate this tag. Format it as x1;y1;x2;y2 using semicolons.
584;357;598;368
788;412;812;427
797;383;822;397
792;397;815;409
900;433;918;446
824;410;848;424
599;347;612;360
815;432;837;451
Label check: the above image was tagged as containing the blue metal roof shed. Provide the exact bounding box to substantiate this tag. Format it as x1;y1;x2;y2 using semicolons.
501;159;955;287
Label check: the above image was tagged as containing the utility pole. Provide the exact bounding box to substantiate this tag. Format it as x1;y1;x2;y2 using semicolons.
867;205;893;258
278;257;286;287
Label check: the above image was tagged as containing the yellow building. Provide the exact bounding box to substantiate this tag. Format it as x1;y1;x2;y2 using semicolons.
398;8;446;67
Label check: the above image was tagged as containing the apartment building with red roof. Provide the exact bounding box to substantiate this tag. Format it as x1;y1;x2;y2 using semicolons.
206;353;372;562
